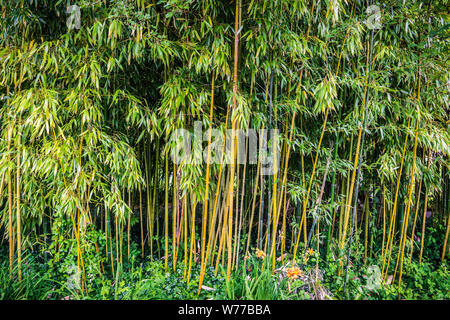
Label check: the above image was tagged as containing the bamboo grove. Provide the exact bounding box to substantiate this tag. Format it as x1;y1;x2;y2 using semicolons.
0;0;449;298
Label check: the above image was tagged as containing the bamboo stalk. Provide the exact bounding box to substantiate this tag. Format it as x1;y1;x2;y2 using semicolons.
16;140;22;280
224;0;240;281
187;194;197;283
293;108;329;261
409;175;423;262
381;120;411;280
164;151;169;271
419;148;432;263
343;28;375;293
441;213;450;263
198;71;215;293
7;125;13;276
397;113;420;298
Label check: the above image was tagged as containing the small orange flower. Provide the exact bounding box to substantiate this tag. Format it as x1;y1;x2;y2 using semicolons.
255;248;266;259
307;248;314;255
286;266;304;280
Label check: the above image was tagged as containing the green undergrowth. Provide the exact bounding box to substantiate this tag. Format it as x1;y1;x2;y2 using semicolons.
1;236;448;300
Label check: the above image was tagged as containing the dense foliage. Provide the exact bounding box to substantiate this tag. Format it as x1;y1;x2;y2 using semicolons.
0;0;448;300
